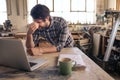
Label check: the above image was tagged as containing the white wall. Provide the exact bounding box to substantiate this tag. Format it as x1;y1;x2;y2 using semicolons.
7;0;28;32
108;0;116;10
104;0;116;10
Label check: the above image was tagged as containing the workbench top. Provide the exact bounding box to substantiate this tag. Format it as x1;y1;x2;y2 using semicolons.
0;47;114;80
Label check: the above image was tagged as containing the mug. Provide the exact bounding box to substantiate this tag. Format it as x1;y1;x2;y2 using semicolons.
59;58;76;75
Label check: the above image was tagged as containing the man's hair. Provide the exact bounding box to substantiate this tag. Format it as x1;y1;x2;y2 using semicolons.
30;4;50;21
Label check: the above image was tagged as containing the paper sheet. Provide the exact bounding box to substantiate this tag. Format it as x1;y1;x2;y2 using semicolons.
58;54;86;68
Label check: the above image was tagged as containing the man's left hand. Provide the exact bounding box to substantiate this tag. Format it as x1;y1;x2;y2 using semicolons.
27;47;43;56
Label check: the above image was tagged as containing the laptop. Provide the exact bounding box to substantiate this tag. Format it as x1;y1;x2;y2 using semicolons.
0;38;48;71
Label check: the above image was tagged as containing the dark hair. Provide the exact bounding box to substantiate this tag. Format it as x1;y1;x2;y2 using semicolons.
30;4;50;20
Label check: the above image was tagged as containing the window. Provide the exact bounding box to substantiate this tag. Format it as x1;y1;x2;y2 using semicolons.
70;0;86;12
0;0;7;24
38;0;54;12
54;0;70;12
27;0;96;24
27;0;37;23
70;0;96;24
86;0;95;12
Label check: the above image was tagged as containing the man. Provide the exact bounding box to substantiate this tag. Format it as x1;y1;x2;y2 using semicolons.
26;4;74;56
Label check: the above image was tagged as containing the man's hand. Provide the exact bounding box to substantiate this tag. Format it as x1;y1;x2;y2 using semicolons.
26;22;39;49
27;47;43;56
27;22;39;35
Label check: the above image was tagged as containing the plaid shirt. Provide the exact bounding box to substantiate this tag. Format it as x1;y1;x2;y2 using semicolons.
32;16;74;52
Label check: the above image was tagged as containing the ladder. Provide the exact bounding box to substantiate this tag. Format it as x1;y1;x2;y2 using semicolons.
104;16;120;61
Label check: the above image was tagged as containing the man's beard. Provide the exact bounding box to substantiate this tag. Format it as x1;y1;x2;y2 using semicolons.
45;22;49;27
39;22;49;29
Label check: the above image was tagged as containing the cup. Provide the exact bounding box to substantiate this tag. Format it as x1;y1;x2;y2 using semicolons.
59;58;75;75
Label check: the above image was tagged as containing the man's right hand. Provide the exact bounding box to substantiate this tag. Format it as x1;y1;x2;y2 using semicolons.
27;22;39;35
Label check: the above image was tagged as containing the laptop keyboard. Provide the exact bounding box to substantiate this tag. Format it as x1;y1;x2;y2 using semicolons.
29;62;37;67
28;56;47;67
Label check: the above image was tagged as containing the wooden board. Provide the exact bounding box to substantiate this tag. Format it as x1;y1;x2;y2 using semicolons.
93;33;101;56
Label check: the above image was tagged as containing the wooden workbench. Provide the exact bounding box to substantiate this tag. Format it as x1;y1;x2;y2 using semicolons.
0;32;27;39
14;32;27;39
0;47;114;80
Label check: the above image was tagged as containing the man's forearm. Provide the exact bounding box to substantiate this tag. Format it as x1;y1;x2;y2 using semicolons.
40;46;57;53
26;34;35;48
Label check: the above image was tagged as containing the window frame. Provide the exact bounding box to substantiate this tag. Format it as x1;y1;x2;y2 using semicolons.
27;0;96;24
70;0;95;13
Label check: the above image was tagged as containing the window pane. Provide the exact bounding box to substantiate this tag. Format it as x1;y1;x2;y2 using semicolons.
71;0;85;11
51;12;96;24
27;12;33;23
0;13;7;24
54;0;70;12
27;0;37;23
51;12;70;20
38;0;53;11
69;12;81;23
86;12;96;24
0;0;7;12
86;0;95;12
0;0;7;24
27;0;37;11
54;0;62;12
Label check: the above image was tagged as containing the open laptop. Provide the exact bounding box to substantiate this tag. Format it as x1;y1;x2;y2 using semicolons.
0;38;47;71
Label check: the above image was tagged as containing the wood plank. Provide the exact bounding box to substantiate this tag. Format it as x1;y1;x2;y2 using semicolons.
93;33;101;56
